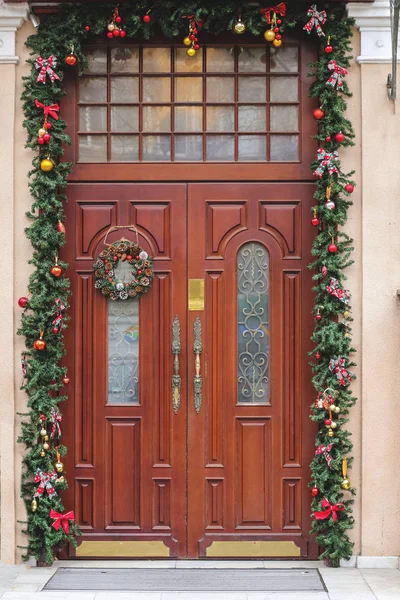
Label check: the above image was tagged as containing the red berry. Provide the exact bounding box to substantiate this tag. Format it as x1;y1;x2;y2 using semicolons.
325;136;331;142
115;15;122;24
194;37;198;42
325;45;333;54
277;19;282;24
316;352;321;360
345;184;354;194
45;122;52;130
311;217;319;227
335;132;345;143
138;270;142;275
328;243;337;253
52;327;58;334
316;314;322;321
311;487;319;497
107;31;113;39
136;255;139;259
276;34;282;40
113;255;118;261
143;14;151;23
43;133;51;142
324;418;331;426
113;28;120;36
120;30;126;38
273;27;280;33
18;297;28;308
190;34;195;40
194;44;200;50
38;137;45;145
127;255;132;260
85;25;90;32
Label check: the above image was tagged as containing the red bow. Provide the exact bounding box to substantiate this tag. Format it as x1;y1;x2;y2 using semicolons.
35;99;60;121
314;498;345;522
261;3;286;24
50;509;75;534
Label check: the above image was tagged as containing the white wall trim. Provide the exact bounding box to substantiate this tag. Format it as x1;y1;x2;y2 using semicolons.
347;1;399;63
0;1;29;64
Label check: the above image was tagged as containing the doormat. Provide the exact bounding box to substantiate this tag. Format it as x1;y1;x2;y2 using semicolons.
44;567;325;592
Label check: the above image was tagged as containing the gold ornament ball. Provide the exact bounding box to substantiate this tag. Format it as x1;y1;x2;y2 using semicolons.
43;442;50;451
328;429;334;438
183;37;192;46
186;47;196;57
234;19;246;34
40;158;54;172
40;427;47;437
341;477;351;490
55;461;64;473
264;29;276;42
343;310;350;319
43;435;49;442
40;449;46;457
107;22;115;31
273;39;283;48
38;128;46;137
31;499;38;512
331;421;337;429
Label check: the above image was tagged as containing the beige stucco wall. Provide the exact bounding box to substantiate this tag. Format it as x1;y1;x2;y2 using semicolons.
0;20;398;563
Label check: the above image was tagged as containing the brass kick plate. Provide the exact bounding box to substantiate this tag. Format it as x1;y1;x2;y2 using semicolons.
206;541;301;558
188;279;205;311
76;540;170;558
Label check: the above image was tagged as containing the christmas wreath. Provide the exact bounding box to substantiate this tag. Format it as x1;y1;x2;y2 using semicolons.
94;233;154;300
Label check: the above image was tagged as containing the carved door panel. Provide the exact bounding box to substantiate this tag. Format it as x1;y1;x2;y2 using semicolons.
187;183;318;559
62;183;187;558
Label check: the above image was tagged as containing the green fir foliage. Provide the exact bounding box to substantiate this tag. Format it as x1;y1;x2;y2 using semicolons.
20;1;355;567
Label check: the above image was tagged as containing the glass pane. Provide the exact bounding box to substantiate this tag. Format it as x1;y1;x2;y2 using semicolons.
79;106;107;132
175;77;203;102
111;106;139;132
111;47;139;72
143;135;171;161
79;135;107;162
237;243;269;404
111;77;139;103
270;77;298;102
175;48;203;72
206;48;234;72
143;47;170;72
238;76;266;102
175;106;202;131
79;77;107;103
84;49;107;74
175;135;203;161
270;135;299;161
238;135;266;161
238;47;267;73
207;77;234;103
238;106;266;132
111;135;139;161
143;77;171;103
206;135;234;161
108;298;139;404
143;106;171;132
270;106;298;132
206;106;234;132
270;46;299;73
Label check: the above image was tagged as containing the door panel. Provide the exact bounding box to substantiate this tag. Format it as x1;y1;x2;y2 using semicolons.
187;183;318;559
62;184;187;558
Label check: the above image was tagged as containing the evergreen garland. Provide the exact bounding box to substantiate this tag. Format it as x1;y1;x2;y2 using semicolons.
19;1;356;567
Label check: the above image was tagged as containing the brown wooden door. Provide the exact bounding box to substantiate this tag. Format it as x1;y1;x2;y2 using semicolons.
187;183;318;559
62;181;317;559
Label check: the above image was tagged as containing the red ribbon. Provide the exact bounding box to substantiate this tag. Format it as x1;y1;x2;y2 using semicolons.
314;498;345;522
182;14;203;29
50;509;75;534
35;99;60;121
315;443;333;469
261;3;286;24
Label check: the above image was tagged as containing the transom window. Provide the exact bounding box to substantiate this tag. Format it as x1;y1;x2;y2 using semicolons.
78;45;300;163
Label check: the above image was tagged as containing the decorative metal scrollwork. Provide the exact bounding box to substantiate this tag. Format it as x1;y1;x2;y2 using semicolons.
172;315;181;414
193;316;203;414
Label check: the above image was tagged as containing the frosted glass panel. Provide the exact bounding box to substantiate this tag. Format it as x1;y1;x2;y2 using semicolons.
111;77;139;103
143;135;171;161
143;47;170;72
238;136;266;161
175;106;202;132
207;48;234;72
238;77;266;102
79;106;107;132
84;49;107;74
270;46;299;73
79;135;107;162
175;48;203;72
175;77;203;102
237;243;269;404
270;77;298;102
143;106;171;132
239;106;266;132
270;135;299;161
111;47;139;72
175;135;203;161
238;47;267;73
111;135;139;161
207;106;234;132
108;298;139;404
207;77;235;103
111;106;139;132
79;78;107;103
143;77;171;102
270;106;298;132
207;135;234;161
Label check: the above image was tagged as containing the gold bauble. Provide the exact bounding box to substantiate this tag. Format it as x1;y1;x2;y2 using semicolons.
186;47;196;57
40;449;46;456
343;310;350;319
43;435;49;442
273;39;283;48
328;429;334;438
40;158;54;172
264;29;276;42
331;421;337;429
183;36;192;46
107;22;115;31
56;476;65;485
40;427;47;437
341;477;351;490
334;406;341;414
233;19;246;34
42;442;49;451
330;404;337;412
38;128;46;137
55;461;64;473
31;499;37;512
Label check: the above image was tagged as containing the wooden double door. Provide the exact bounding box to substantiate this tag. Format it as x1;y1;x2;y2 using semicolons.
62;182;318;559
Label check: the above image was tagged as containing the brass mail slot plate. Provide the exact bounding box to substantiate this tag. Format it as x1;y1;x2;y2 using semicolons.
76;540;170;558
206;541;301;557
188;279;205;311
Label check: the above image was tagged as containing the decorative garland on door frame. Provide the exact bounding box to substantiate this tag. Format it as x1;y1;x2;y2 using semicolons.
18;1;356;566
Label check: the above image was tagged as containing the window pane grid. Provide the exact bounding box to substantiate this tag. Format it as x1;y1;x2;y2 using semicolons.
78;45;300;163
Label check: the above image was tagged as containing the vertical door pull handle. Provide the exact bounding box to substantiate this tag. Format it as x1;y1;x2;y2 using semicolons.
172;315;181;414
193;316;203;414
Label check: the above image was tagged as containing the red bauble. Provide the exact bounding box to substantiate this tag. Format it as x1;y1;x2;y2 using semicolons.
273;27;280;33
120;30;126;38
52;327;59;334
276;34;282;40
63;376;70;385
85;25;90;32
51;265;62;278
311;487;319;497
315;352;321;360
316;314;322;321
44;122;52;130
33;337;46;351
65;53;77;66
311;216;319;227
345;184;354;193
37;137;45;145
313;108;325;120
277;19;282;24
328;243;337;253
325;45;333;54
190;34;196;40
324;418;332;426
18;296;29;308
113;28;120;36
127;254;132;260
143;14;151;23
138;270;142;275
325;136;331;142
43;133;51;142
115;15;122;23
194;44;200;50
107;31;114;39
335;132;345;143
57;221;66;234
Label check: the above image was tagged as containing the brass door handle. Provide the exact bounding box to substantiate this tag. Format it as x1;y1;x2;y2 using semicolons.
193;316;203;414
172;315;181;414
